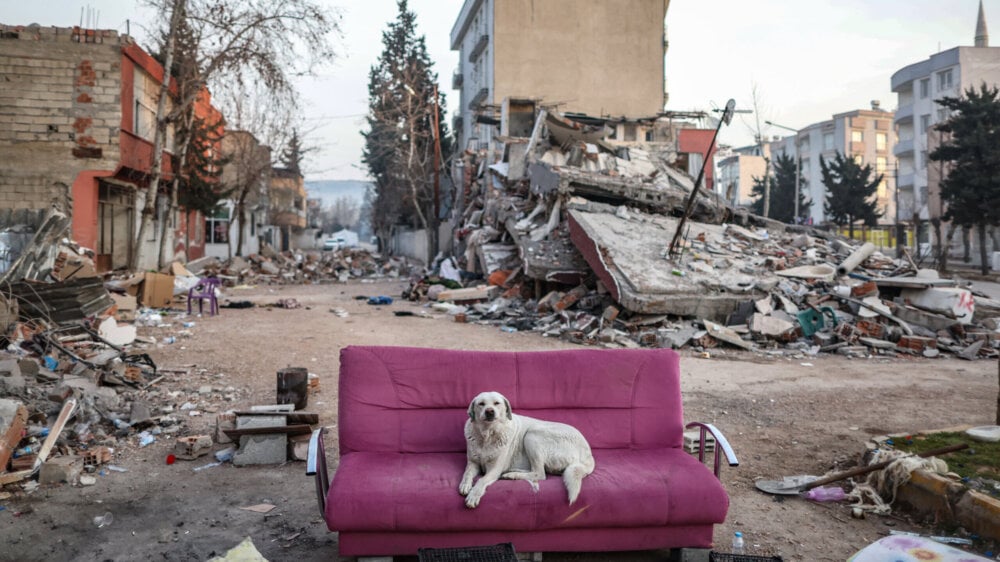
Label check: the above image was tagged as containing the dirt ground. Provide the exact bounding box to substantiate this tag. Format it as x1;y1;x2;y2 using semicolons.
0;280;997;562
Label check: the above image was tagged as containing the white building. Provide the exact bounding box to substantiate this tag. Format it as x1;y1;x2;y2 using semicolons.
890;0;1000;223
768;104;896;226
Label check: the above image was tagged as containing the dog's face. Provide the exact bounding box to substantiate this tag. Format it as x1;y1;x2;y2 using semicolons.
467;391;512;424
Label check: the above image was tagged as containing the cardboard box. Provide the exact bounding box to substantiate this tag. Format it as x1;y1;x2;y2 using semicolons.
110;293;137;322
140;272;174;308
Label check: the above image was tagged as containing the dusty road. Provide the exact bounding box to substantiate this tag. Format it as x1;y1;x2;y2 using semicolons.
0;280;997;562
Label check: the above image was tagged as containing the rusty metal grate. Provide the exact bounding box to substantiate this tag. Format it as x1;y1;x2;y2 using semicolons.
417;542;518;562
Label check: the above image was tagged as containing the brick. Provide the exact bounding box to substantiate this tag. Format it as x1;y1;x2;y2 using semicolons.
174;434;213;460
896;335;937;352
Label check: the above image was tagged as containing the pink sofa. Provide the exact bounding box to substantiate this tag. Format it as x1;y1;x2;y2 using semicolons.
307;346;737;557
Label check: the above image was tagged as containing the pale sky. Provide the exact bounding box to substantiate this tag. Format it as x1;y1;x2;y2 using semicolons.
3;0;992;180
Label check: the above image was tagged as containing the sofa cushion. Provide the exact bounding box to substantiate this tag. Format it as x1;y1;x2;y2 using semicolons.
327;448;728;533
338;347;684;454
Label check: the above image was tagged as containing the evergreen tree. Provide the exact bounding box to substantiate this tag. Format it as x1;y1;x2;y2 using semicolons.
362;0;451;259
177;114;231;215
821;152;883;238
749;153;810;223
280;130;305;176
929;83;1000;275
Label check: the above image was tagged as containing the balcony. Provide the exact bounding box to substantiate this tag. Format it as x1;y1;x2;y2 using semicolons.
894;104;914;124
468;34;489;62
469;87;488;110
452;69;463;89
897;172;915;187
894;138;914;156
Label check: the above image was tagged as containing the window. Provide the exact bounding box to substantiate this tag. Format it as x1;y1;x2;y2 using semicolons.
937;69;953;91
920;114;930;132
853;154;864;165
823;132;834;150
875;133;887;151
851;130;863;143
919;78;930;99
877;179;888;198
876;156;887;173
206;207;230;244
936;107;950;122
920;150;928;168
623;123;637;142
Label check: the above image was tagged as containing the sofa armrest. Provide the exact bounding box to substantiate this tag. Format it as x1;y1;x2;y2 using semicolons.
306;427;330;519
685;422;739;478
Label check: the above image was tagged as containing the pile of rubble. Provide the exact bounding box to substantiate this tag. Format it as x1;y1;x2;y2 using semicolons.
184;246;413;286
419;107;1000;359
0;207;319;493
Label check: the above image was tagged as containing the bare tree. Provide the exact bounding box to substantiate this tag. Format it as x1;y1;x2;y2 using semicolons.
136;0;341;269
217;82;296;257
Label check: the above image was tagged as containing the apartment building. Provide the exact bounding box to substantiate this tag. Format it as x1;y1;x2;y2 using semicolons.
717;144;768;208
768;104;896;226
890;0;1000;225
0;24;223;269
450;0;670;152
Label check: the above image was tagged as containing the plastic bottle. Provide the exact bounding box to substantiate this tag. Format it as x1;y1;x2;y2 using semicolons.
803;485;847;502
732;531;744;554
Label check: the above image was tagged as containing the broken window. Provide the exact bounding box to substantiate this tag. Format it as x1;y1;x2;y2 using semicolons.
623;124;637;142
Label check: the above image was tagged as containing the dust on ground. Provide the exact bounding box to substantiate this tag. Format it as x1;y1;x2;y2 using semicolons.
0;281;996;562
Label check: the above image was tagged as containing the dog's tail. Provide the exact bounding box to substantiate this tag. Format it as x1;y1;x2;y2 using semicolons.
563;455;595;505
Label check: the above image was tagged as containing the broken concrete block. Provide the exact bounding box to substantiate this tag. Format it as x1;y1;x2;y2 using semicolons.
859;337;895;350
1;399;28;470
601;305;620;324
901;287;975;324
233;434;287;466
130;401;152;425
749;313;795;338
175;435;213;460
39;455;83;485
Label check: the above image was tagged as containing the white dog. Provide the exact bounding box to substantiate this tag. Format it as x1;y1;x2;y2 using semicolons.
459;391;595;509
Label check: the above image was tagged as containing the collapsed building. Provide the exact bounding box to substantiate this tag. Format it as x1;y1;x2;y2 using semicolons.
430;101;1000;358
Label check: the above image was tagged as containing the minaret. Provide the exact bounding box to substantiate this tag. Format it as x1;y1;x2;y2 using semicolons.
975;0;989;47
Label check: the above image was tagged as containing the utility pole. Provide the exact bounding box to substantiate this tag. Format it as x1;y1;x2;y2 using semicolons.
669;99;735;257
432;84;441;221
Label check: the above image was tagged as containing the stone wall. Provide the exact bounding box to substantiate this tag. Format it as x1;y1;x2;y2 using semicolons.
0;25;122;211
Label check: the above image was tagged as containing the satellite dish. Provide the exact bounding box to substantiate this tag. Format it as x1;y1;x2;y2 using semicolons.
722;99;736;126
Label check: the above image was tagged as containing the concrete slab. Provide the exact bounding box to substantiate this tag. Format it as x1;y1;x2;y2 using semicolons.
233;434;287;466
568;208;770;320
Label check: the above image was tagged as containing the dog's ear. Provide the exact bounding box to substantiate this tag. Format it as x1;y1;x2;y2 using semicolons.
503;396;512;420
467;398;476;421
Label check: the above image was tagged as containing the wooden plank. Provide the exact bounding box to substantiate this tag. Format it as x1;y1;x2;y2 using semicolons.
223;424;313;440
232;412;319;425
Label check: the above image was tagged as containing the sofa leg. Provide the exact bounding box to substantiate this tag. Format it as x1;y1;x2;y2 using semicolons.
516;553;542;562
673;548;711;562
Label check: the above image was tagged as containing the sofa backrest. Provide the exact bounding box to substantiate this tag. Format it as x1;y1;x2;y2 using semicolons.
338;346;685;455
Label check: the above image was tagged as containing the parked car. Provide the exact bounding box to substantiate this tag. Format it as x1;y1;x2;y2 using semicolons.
323;237;346;251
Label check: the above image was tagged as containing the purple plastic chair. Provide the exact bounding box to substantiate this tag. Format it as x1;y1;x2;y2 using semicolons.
187;277;221;316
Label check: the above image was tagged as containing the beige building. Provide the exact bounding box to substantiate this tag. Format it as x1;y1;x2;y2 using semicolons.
450;0;670;151
717;145;768;208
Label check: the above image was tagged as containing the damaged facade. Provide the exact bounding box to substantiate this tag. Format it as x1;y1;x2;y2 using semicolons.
0;24;227;271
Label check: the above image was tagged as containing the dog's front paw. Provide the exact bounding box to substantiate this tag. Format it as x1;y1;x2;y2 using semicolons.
459;479;473;496
464;488;483;508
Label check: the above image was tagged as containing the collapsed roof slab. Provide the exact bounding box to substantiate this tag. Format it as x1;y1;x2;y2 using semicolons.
567;208;773;320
